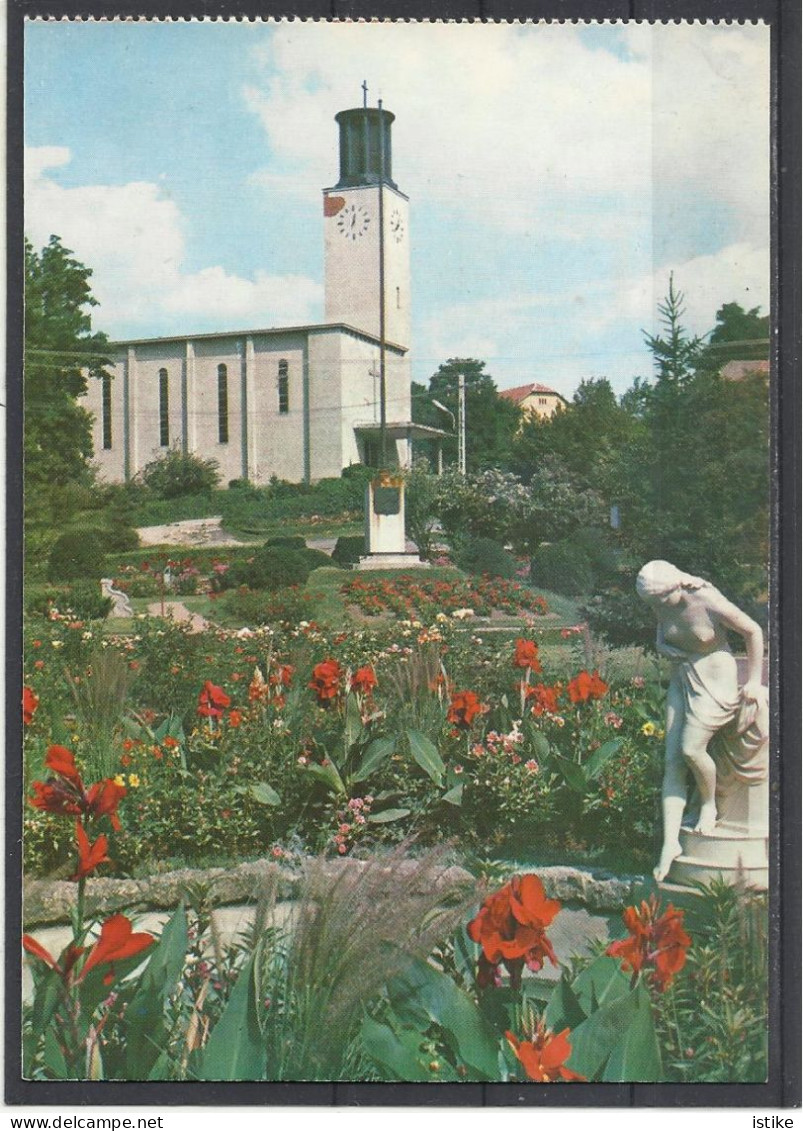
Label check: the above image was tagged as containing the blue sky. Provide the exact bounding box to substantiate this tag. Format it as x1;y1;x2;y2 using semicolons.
24;20;770;395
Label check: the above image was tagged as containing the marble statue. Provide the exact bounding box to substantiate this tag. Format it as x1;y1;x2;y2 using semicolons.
636;561;768;883
101;578;133;619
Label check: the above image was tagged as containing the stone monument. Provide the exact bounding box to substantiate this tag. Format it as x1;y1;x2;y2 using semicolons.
356;472;429;570
635;560;768;890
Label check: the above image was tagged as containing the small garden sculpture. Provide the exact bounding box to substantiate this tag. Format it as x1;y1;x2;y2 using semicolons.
636;560;768;883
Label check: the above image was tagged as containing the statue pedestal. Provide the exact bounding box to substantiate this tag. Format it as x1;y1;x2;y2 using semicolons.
668;775;769;891
356;477;429;571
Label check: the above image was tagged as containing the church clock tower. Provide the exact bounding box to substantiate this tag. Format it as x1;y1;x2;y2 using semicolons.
323;103;410;349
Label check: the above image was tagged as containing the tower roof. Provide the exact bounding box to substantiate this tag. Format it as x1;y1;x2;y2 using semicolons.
334;106;398;190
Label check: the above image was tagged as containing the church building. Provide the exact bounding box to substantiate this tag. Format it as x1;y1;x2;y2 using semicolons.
84;102;444;485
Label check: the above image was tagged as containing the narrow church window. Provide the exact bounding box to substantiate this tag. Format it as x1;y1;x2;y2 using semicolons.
102;373;112;450
159;368;169;447
278;360;289;414
396;286;401;309
218;364;229;443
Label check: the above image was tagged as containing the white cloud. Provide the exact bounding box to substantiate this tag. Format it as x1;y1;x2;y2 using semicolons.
24;147;323;335
243;22;769;246
620;241;771;341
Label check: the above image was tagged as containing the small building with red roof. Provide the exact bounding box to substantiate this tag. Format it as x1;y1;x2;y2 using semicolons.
499;382;568;421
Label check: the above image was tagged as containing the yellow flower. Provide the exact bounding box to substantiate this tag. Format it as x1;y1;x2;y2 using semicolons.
113;774;126;787
641;722;657;736
128;774;140;788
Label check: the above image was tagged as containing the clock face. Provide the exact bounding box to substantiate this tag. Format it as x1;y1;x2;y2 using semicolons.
389;209;404;243
337;203;371;240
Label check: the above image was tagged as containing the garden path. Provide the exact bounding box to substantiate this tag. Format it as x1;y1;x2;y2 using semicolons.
137;516;247;547
146;600;211;633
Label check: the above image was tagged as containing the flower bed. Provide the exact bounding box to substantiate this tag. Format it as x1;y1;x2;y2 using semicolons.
341;573;549;620
23;607;664;876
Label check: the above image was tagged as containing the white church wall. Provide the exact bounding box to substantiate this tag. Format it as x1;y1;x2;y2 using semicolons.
251;334;307;485
192;338;245;486
129;340;186;472
307;330;347;480
86;353;125;483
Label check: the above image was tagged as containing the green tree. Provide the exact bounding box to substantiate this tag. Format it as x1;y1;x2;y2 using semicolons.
698;301;770;372
512;377;641;499
708;302;769;345
615;281;769;612
24;236;111;488
414;358;520;472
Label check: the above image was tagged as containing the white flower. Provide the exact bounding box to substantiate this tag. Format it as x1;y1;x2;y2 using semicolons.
452;608;475;620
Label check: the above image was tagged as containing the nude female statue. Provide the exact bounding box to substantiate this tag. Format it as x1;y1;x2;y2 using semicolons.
635;561;765;882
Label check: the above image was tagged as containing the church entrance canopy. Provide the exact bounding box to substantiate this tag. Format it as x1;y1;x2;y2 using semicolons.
354;421;451;473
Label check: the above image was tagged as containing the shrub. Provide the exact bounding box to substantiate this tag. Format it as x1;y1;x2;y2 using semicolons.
25;583;111;620
139;448;220;499
223;547;312;592
98;524;140;553
303;548;338;571
64;580;113;621
47;529;109;583
530;539;595;596
332;535;365;568
582;576;656;648
455;537;517;579
404;463;440;561
570;527;621;584
265;536;308;552
436;469;529;549
220;585;310;626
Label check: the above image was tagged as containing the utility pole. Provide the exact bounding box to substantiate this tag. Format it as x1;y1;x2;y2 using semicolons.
457;372;466;475
378;98;387;469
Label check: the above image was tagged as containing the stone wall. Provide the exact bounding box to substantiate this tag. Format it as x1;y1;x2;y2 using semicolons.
23;857;646;928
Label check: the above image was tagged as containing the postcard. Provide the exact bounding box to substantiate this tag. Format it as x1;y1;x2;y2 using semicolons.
11;11;795;1107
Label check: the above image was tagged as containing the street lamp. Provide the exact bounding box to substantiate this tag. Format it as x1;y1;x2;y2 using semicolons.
431;398;455;430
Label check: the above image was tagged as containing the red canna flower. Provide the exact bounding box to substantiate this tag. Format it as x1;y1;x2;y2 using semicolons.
513;638;542;672
72;822;111;881
567;669;609;704
228;709;243;728
309;658;343;705
23;686;39;726
526;682;562;717
79;914;155;985
350;665;378;695
447;690;487;730
197;681;231;719
85;779;127;832
506;1024;585;1082
270;664;295;688
23;935;85;983
44;745;85;791
468;874;561;989
606;894;691;992
30;779;84;819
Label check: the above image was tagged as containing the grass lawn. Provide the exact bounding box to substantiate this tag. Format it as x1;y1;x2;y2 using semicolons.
222;515;363;543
